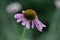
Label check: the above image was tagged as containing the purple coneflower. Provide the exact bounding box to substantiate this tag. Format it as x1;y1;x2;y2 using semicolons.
14;9;46;32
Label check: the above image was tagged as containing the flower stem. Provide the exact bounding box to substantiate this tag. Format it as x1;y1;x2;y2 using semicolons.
21;27;27;40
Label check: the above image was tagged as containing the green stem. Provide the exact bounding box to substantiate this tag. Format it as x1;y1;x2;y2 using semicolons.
21;27;27;40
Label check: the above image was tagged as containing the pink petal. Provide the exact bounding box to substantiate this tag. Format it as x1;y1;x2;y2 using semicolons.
39;21;46;27
34;18;46;32
22;17;26;21
32;21;34;29
14;14;23;18
35;18;39;23
35;18;46;29
22;19;27;25
17;17;23;23
35;19;43;29
40;22;46;27
42;24;46;27
38;21;43;29
26;20;30;29
34;21;42;32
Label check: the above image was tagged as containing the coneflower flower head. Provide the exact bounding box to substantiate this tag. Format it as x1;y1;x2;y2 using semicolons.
23;9;36;20
14;9;46;32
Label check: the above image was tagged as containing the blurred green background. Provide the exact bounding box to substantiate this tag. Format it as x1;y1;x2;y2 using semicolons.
0;0;60;40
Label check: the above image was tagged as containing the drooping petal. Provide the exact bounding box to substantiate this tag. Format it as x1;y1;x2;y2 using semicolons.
34;21;42;32
34;18;46;32
22;19;27;25
35;18;46;29
22;17;26;21
36;18;46;27
35;18;43;29
39;21;46;27
14;14;23;18
42;24;46;27
35;18;39;23
26;20;30;29
17;17;23;23
32;21;34;29
37;21;43;29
